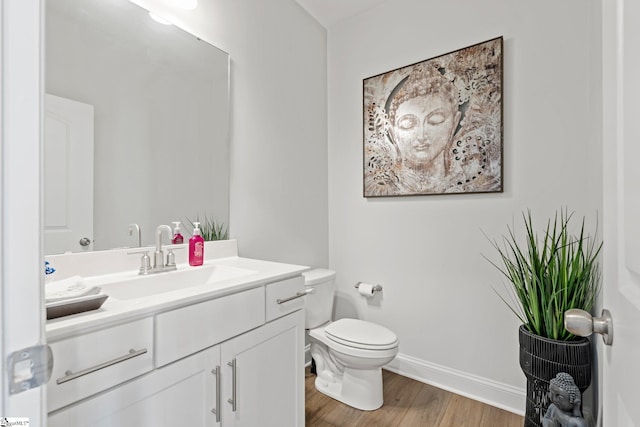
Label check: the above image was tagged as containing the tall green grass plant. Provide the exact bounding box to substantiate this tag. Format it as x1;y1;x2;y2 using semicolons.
486;209;602;341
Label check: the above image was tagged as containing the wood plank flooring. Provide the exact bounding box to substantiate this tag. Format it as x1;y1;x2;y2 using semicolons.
305;368;524;427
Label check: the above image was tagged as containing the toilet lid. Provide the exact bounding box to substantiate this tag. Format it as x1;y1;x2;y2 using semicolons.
325;319;398;350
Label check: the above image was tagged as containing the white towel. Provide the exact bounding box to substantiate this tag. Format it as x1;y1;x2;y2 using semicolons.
45;275;102;303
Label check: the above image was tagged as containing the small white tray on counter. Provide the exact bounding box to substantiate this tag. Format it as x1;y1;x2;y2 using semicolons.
46;293;109;320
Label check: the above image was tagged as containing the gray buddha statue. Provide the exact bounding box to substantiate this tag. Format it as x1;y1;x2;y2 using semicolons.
542;372;587;427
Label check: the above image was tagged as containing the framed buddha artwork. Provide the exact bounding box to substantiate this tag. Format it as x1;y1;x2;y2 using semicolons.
363;36;503;197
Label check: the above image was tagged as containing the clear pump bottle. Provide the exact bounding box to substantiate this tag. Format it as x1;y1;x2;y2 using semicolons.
189;222;204;266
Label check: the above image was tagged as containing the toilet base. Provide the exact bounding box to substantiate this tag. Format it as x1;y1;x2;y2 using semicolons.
314;366;383;411
308;320;397;411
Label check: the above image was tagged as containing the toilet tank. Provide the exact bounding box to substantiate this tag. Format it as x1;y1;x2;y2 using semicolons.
302;268;336;329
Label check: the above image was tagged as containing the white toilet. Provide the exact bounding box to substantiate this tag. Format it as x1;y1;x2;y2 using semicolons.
303;268;399;411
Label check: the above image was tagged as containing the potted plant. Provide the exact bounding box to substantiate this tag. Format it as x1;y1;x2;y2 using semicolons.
486;209;602;427
185;214;229;241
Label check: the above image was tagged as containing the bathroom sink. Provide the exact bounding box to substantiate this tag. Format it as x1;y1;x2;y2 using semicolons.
98;264;256;300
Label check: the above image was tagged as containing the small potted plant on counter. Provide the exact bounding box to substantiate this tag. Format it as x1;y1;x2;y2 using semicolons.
185;214;229;241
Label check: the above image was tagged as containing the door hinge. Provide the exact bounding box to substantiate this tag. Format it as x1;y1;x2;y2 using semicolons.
7;344;53;394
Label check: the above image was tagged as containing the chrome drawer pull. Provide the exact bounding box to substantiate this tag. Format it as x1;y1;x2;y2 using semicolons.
211;366;221;422
276;291;306;304
56;348;147;385
227;358;237;412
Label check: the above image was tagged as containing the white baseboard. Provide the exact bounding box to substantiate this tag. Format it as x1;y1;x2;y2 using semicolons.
305;347;525;415
384;352;526;416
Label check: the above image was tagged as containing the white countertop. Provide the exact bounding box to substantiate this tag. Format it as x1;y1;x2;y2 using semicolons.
45;241;309;341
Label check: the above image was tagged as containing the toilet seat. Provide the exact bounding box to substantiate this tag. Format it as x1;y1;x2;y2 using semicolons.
309;323;398;360
325;319;398;350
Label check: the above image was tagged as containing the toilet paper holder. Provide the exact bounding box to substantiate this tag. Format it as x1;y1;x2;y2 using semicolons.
354;282;383;293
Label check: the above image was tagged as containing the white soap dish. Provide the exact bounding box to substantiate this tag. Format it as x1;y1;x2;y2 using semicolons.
46;293;109;320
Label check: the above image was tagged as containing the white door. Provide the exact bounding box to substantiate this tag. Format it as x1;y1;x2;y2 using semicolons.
601;0;640;425
44;94;94;255
1;0;47;424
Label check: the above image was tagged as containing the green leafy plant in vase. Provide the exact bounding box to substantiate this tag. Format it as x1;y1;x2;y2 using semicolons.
485;208;602;427
185;214;228;241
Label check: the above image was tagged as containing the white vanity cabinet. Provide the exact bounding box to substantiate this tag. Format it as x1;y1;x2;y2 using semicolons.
48;344;221;426
220;308;305;427
47;317;154;412
217;276;306;427
154;286;265;367
47;274;306;427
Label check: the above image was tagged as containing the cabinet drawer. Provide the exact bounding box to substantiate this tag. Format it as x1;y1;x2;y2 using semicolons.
265;276;305;322
48;317;154;412
155;286;264;367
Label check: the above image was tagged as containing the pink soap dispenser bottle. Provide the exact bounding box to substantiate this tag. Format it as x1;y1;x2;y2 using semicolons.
171;221;184;244
189;221;204;266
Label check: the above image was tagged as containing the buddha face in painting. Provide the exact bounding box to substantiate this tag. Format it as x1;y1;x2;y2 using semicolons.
388;65;461;173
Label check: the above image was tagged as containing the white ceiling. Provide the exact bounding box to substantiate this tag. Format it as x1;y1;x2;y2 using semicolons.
294;0;389;27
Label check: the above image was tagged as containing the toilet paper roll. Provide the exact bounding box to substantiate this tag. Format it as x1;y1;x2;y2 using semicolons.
358;283;375;297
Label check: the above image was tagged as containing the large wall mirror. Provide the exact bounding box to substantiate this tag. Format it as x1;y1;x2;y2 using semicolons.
45;0;230;255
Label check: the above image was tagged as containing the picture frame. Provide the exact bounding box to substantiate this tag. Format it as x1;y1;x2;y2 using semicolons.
363;36;503;197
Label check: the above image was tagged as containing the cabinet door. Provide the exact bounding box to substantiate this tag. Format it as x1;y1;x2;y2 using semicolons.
48;345;222;427
221;310;305;427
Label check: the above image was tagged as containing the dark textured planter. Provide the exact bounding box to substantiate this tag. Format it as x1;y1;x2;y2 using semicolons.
518;325;591;427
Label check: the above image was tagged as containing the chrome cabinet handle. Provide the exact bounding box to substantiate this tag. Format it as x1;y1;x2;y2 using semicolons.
227;358;237;411
276;291;306;304
56;348;147;385
211;366;221;422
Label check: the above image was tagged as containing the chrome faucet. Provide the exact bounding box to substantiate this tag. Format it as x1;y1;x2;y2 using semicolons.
154;224;174;270
128;224;180;275
128;223;141;247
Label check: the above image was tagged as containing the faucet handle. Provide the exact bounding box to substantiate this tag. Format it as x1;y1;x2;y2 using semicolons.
128;250;152;275
166;246;185;267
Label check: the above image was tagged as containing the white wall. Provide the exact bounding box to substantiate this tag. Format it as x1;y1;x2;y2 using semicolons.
328;0;602;413
132;0;329;268
219;0;329;267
